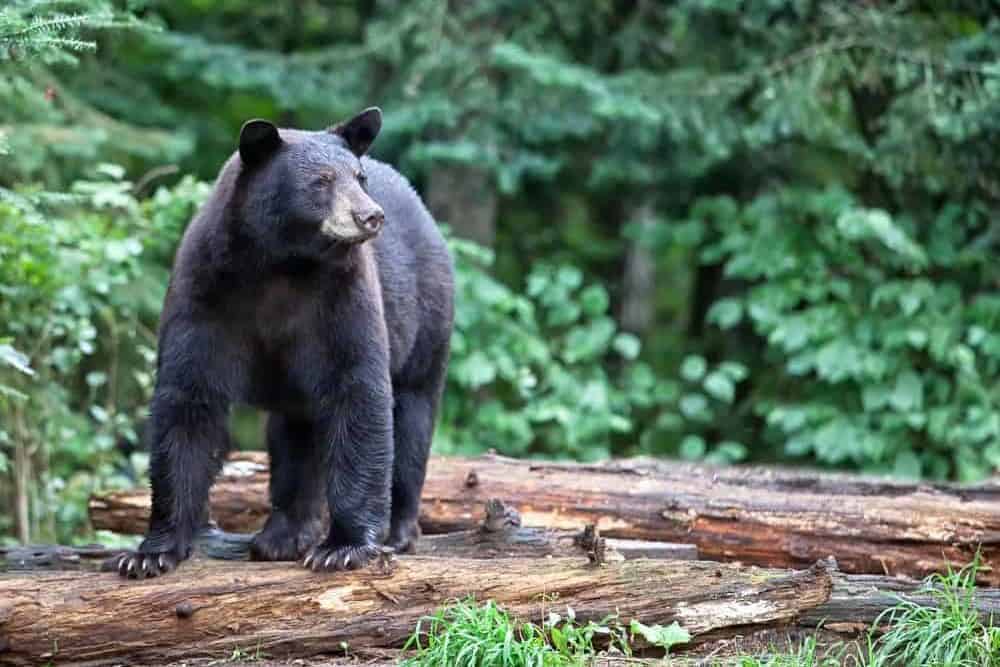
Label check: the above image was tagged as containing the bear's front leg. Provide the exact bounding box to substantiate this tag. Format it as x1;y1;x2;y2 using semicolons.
115;385;230;578
302;366;393;572
116;324;234;579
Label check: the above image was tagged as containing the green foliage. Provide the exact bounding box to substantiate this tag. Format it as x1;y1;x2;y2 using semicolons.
0;169;207;541
864;555;1000;667
400;579;1000;666
441;237;646;460
403;597;643;666
628;619;690;652
733;635;847;667
441;237;749;462
636;4;1000;478
0;1;184;188
681;187;1000;479
6;0;1000;542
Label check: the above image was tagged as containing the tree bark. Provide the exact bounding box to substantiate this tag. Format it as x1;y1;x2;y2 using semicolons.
89;452;1000;583
0;555;832;665
13;430;30;545
620;203;657;335
424;165;497;247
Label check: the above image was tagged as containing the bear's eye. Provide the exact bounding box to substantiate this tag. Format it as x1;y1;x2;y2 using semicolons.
357;170;368;187
314;171;335;187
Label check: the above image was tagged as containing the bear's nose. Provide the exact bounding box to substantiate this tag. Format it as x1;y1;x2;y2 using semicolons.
354;209;384;234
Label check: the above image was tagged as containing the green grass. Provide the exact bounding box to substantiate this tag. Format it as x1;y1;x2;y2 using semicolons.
402;557;1000;667
402;597;639;666
863;556;1000;667
732;635;847;667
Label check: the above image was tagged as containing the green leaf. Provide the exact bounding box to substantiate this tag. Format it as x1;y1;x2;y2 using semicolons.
630;620;690;651
679;435;706;460
612;333;641;360
680;355;707;382
679;393;709;420
0;344;34;376
550;625;567;654
708;441;748;463
707;298;743;329
836;207;927;267
862;385;890;412
893;450;922;479
579;284;610;316
890;371;923;412
703;372;735;403
453;351;497;389
717;361;748;382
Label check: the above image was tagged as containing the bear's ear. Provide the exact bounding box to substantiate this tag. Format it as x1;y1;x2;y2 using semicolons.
239;119;282;166
330;107;382;157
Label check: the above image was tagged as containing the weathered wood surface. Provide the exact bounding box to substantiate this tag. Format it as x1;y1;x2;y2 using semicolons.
0;556;832;665
6;541;999;636
0;543;122;571
803;572;1000;632
0;528;696;572
37;498;694;570
6;514;1000;664
90;452;1000;583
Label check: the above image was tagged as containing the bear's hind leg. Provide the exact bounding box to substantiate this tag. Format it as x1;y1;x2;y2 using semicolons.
385;388;437;552
250;414;325;561
387;341;448;553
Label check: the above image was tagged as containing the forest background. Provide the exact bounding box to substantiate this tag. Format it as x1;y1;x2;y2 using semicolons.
2;0;999;544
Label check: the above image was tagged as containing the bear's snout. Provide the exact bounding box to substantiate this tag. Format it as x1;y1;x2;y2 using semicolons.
353;207;385;236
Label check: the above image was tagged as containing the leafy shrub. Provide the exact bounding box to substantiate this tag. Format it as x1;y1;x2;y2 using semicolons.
439;233;746;463
0;171;207;542
674;187;1000;480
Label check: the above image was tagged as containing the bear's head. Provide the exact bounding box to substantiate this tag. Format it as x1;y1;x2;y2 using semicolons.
234;108;385;250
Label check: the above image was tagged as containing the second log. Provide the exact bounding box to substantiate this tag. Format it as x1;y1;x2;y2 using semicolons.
89;452;1000;583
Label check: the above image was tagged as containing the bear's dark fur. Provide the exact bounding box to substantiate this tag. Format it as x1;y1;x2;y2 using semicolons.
116;108;454;578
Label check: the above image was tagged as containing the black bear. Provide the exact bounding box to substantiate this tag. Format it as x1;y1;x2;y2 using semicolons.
116;108;454;578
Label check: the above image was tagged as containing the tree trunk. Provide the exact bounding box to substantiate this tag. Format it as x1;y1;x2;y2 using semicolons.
424;165;497;247
0;555;832;665
620;203;657;335
13;430;30;545
89;452;1000;583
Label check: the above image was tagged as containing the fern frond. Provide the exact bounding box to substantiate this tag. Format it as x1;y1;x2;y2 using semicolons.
0;13;91;40
8;36;96;52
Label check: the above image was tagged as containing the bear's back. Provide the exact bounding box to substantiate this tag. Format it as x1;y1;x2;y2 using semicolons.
364;157;454;379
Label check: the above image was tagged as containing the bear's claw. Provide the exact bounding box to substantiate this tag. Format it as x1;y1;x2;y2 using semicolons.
115;550;178;579
302;543;380;572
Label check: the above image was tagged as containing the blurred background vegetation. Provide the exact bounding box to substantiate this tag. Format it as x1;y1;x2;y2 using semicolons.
2;0;1000;544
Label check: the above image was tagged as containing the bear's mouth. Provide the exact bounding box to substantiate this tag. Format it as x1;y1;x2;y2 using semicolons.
319;218;379;244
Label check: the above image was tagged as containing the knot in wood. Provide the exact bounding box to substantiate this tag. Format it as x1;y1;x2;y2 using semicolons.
175;601;194;619
482;498;521;532
374;546;396;575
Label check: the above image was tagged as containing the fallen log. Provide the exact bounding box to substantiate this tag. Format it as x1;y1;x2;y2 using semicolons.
27;499;691;571
90;452;1000;583
803;572;1000;632
7;500;1000;664
0;556;832;665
